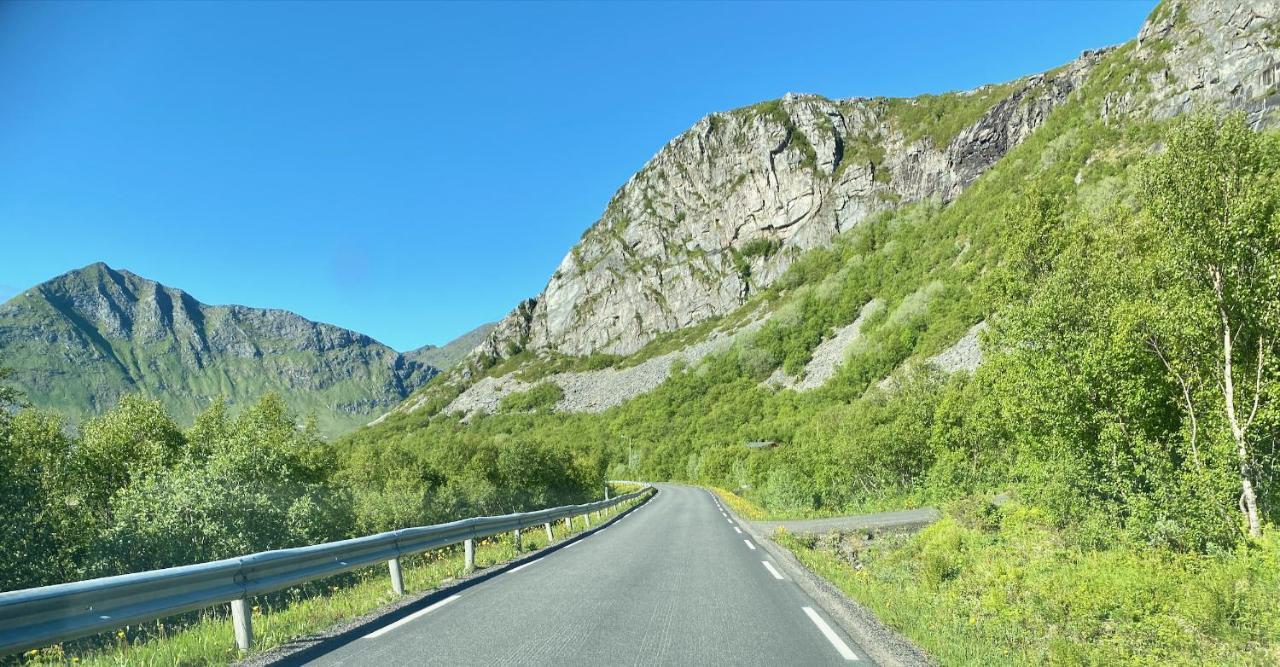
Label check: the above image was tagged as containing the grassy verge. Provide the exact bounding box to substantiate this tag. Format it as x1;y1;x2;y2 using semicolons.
709;486;913;521
19;496;647;666
774;502;1280;666
709;487;769;520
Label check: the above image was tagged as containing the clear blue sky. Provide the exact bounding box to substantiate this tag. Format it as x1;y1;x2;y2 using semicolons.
0;0;1155;351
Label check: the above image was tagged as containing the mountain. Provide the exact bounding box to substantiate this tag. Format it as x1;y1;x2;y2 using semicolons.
0;263;438;436
469;0;1276;365
406;322;496;372
388;0;1279;420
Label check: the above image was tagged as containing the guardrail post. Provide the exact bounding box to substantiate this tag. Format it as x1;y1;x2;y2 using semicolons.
563;517;572;534
388;557;405;595
464;538;475;573
584;512;591;527
230;598;252;652
513;527;522;552
545;522;554;542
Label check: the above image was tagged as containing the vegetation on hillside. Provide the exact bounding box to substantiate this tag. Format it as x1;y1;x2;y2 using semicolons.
346;110;1280;661
0;391;603;595
0;263;434;437
4;23;1279;663
878;82;1017;150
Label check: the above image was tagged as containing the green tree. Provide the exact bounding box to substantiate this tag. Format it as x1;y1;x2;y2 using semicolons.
1140;113;1280;537
96;395;355;573
75;394;186;524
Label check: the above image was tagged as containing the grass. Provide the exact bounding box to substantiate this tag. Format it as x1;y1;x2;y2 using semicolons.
708;485;897;521
775;504;1280;666
18;495;649;666
879;83;1016;150
710;487;768;521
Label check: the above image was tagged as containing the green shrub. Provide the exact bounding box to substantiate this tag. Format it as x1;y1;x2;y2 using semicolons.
497;381;564;414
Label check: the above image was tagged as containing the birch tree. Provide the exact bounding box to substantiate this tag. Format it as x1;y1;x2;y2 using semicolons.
1141;114;1280;537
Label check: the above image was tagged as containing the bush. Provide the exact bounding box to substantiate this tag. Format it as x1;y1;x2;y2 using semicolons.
497;381;565;413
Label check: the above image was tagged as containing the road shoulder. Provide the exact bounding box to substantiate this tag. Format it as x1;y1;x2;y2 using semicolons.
728;500;936;667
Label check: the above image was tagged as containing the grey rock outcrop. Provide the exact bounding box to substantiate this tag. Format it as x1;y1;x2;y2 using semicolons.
1134;0;1280;124
441;316;766;419
766;299;885;391
469;0;1278;370
369;0;1280;426
927;321;988;374
477;56;1101;361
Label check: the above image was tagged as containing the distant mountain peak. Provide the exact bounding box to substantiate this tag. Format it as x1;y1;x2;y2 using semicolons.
408;322;498;371
0;264;440;436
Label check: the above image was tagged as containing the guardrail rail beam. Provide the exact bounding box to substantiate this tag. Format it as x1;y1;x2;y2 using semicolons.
0;486;654;657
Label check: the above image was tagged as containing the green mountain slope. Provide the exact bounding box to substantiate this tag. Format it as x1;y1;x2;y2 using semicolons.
0;263;437;436
2;1;1278;662
406;322;496;371
341;2;1280;660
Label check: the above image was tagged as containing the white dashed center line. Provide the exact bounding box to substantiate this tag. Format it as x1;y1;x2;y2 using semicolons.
743;539;756;550
733;527;742;534
762;561;785;580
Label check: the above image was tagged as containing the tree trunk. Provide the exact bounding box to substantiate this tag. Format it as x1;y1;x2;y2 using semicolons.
1218;288;1262;537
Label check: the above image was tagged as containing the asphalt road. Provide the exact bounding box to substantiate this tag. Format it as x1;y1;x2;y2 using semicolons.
295;483;872;666
754;507;941;536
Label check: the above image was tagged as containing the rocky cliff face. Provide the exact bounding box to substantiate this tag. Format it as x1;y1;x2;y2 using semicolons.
475;57;1104;361
1134;0;1279;122
0;263;437;435
472;0;1278;366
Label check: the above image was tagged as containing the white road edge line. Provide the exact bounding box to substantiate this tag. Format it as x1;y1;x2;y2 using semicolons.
743;539;756;550
564;540;580;549
509;559;539;573
802;606;858;661
364;595;461;639
762;561;785;580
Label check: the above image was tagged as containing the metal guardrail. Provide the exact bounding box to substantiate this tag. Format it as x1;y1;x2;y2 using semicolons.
0;486;654;656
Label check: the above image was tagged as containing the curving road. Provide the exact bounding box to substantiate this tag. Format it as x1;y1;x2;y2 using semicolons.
286;484;871;666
